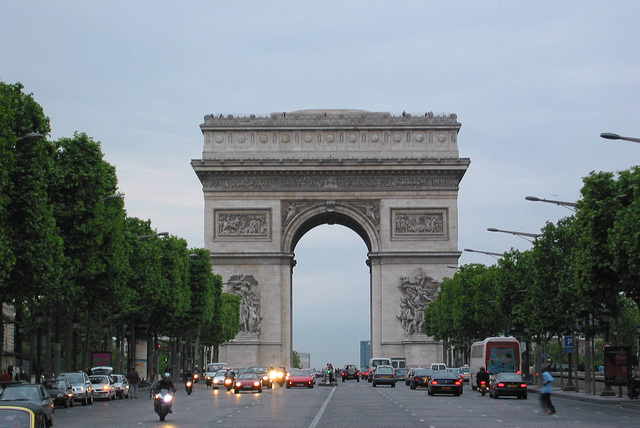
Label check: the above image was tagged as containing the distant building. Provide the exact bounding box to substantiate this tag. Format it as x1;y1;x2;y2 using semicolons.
298;352;310;369
360;340;371;368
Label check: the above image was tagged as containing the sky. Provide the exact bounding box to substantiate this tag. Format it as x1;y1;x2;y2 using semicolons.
2;1;639;369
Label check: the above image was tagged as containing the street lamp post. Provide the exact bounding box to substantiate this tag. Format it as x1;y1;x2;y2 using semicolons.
487;228;542;243
525;196;576;212
463;248;504;258
600;132;640;143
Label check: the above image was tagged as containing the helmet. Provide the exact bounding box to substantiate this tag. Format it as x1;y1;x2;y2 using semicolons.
163;372;171;380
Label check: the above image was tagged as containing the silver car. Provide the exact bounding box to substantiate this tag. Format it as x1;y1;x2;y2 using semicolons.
89;375;116;400
211;370;227;388
58;371;94;406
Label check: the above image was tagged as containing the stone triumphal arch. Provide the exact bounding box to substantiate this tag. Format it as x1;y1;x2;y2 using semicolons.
192;110;469;367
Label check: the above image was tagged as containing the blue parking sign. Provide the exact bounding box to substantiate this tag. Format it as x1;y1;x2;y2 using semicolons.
564;336;573;347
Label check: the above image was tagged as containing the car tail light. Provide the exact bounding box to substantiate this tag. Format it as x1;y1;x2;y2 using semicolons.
480;381;486;386
454;380;461;385
431;380;438;385
520;383;527;388
516;370;521;375
414;377;420;381
341;372;345;376
497;383;505;387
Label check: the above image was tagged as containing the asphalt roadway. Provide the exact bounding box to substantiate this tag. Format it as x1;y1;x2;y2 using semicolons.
53;378;640;428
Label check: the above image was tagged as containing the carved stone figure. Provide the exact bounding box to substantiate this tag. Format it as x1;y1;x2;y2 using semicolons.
396;270;439;335
226;274;262;334
217;212;268;236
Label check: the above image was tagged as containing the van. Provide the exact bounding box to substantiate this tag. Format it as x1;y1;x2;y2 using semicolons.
368;358;392;382
430;363;447;371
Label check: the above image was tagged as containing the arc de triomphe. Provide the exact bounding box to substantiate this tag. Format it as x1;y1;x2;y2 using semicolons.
192;109;469;367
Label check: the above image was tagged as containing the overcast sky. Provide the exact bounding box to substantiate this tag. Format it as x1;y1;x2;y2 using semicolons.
3;1;639;369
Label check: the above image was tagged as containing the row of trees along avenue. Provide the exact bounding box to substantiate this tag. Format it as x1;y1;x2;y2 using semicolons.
0;81;240;381
425;167;640;385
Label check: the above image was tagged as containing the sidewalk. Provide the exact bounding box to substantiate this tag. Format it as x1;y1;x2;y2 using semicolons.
527;384;640;411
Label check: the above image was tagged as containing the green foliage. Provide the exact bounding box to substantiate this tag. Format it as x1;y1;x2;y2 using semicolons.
292;350;301;369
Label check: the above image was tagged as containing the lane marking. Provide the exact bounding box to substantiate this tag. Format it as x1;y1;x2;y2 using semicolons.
309;386;336;428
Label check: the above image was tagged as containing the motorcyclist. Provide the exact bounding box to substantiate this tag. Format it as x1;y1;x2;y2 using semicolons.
476;367;490;389
154;373;176;413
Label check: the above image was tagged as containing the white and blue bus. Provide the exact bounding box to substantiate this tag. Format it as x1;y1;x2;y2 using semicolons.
470;337;520;389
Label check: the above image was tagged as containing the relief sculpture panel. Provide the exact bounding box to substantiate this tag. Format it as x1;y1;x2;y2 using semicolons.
215;209;271;240
396;269;440;335
391;208;447;240
225;274;262;335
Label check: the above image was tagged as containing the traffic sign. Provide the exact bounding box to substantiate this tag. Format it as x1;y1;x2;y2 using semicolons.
601;342;612;352
564;336;573;348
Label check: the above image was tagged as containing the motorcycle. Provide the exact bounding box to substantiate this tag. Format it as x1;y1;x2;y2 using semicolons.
478;380;489;396
154;389;174;421
185;378;193;395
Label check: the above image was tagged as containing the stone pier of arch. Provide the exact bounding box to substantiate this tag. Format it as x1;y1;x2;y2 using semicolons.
192;110;469;368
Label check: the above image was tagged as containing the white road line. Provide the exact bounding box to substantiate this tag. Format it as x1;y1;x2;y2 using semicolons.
309;386;336;428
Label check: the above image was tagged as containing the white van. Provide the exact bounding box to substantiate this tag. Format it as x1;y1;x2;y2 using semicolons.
430;363;447;371
368;358;392;382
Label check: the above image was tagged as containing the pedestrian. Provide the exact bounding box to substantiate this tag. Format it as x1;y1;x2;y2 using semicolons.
128;366;140;399
540;365;556;415
0;369;11;382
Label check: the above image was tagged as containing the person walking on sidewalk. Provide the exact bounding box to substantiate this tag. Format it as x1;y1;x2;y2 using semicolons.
128;367;140;399
540;365;556;414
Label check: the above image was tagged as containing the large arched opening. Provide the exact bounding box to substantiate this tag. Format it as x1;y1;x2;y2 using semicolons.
292;224;370;369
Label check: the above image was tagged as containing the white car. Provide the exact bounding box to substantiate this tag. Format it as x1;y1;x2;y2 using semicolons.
111;374;130;398
89;375;116;400
211;370;227;388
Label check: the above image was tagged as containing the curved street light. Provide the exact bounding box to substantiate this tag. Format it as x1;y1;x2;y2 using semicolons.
487;227;541;243
600;132;640;143
16;132;44;142
464;248;504;258
525;195;576;212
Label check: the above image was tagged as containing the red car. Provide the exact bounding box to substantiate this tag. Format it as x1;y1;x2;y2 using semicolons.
233;374;262;394
285;370;314;388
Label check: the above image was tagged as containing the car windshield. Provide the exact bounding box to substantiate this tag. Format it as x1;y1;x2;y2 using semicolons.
238;374;257;380
498;373;523;382
290;371;307;376
43;380;64;390
58;373;85;384
460;367;469;373
247;367;268;373
90;376;108;384
415;369;433;376
1;386;40;401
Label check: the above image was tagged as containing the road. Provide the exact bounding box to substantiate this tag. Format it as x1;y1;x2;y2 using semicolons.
54;378;638;427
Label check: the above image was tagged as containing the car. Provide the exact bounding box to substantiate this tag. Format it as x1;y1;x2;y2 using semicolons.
430;363;447;372
233;373;262;394
460;366;471;383
285;369;314;388
489;372;527;399
58;372;94;406
360;367;369;381
89;375;116;400
0;384;54;427
410;368;434;389
90;366;113;376
204;370;217;387
246;366;272;388
341;365;360;382
394;368;409;383
42;379;74;408
446;367;465;384
0;401;49;428
371;365;395;387
111;374;130;398
428;371;463;396
211;370;227;388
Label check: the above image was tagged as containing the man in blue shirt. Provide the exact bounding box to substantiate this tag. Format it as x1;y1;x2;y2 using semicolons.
540;365;556;414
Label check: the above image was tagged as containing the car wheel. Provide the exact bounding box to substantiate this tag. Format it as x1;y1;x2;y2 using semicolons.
258;389;262;393
391;383;395;388
286;385;291;389
372;382;376;387
428;389;434;396
523;394;527;399
454;393;460;396
69;398;74;408
82;395;87;406
234;389;239;394
309;385;313;389
46;415;53;428
494;392;499;399
342;378;345;382
410;383;415;390
88;394;93;405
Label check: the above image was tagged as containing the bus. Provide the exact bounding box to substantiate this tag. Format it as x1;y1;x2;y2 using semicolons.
469;337;520;389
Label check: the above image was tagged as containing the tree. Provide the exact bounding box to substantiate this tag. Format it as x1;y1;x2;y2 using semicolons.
0;81;63;367
292;351;301;369
50;132;127;370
